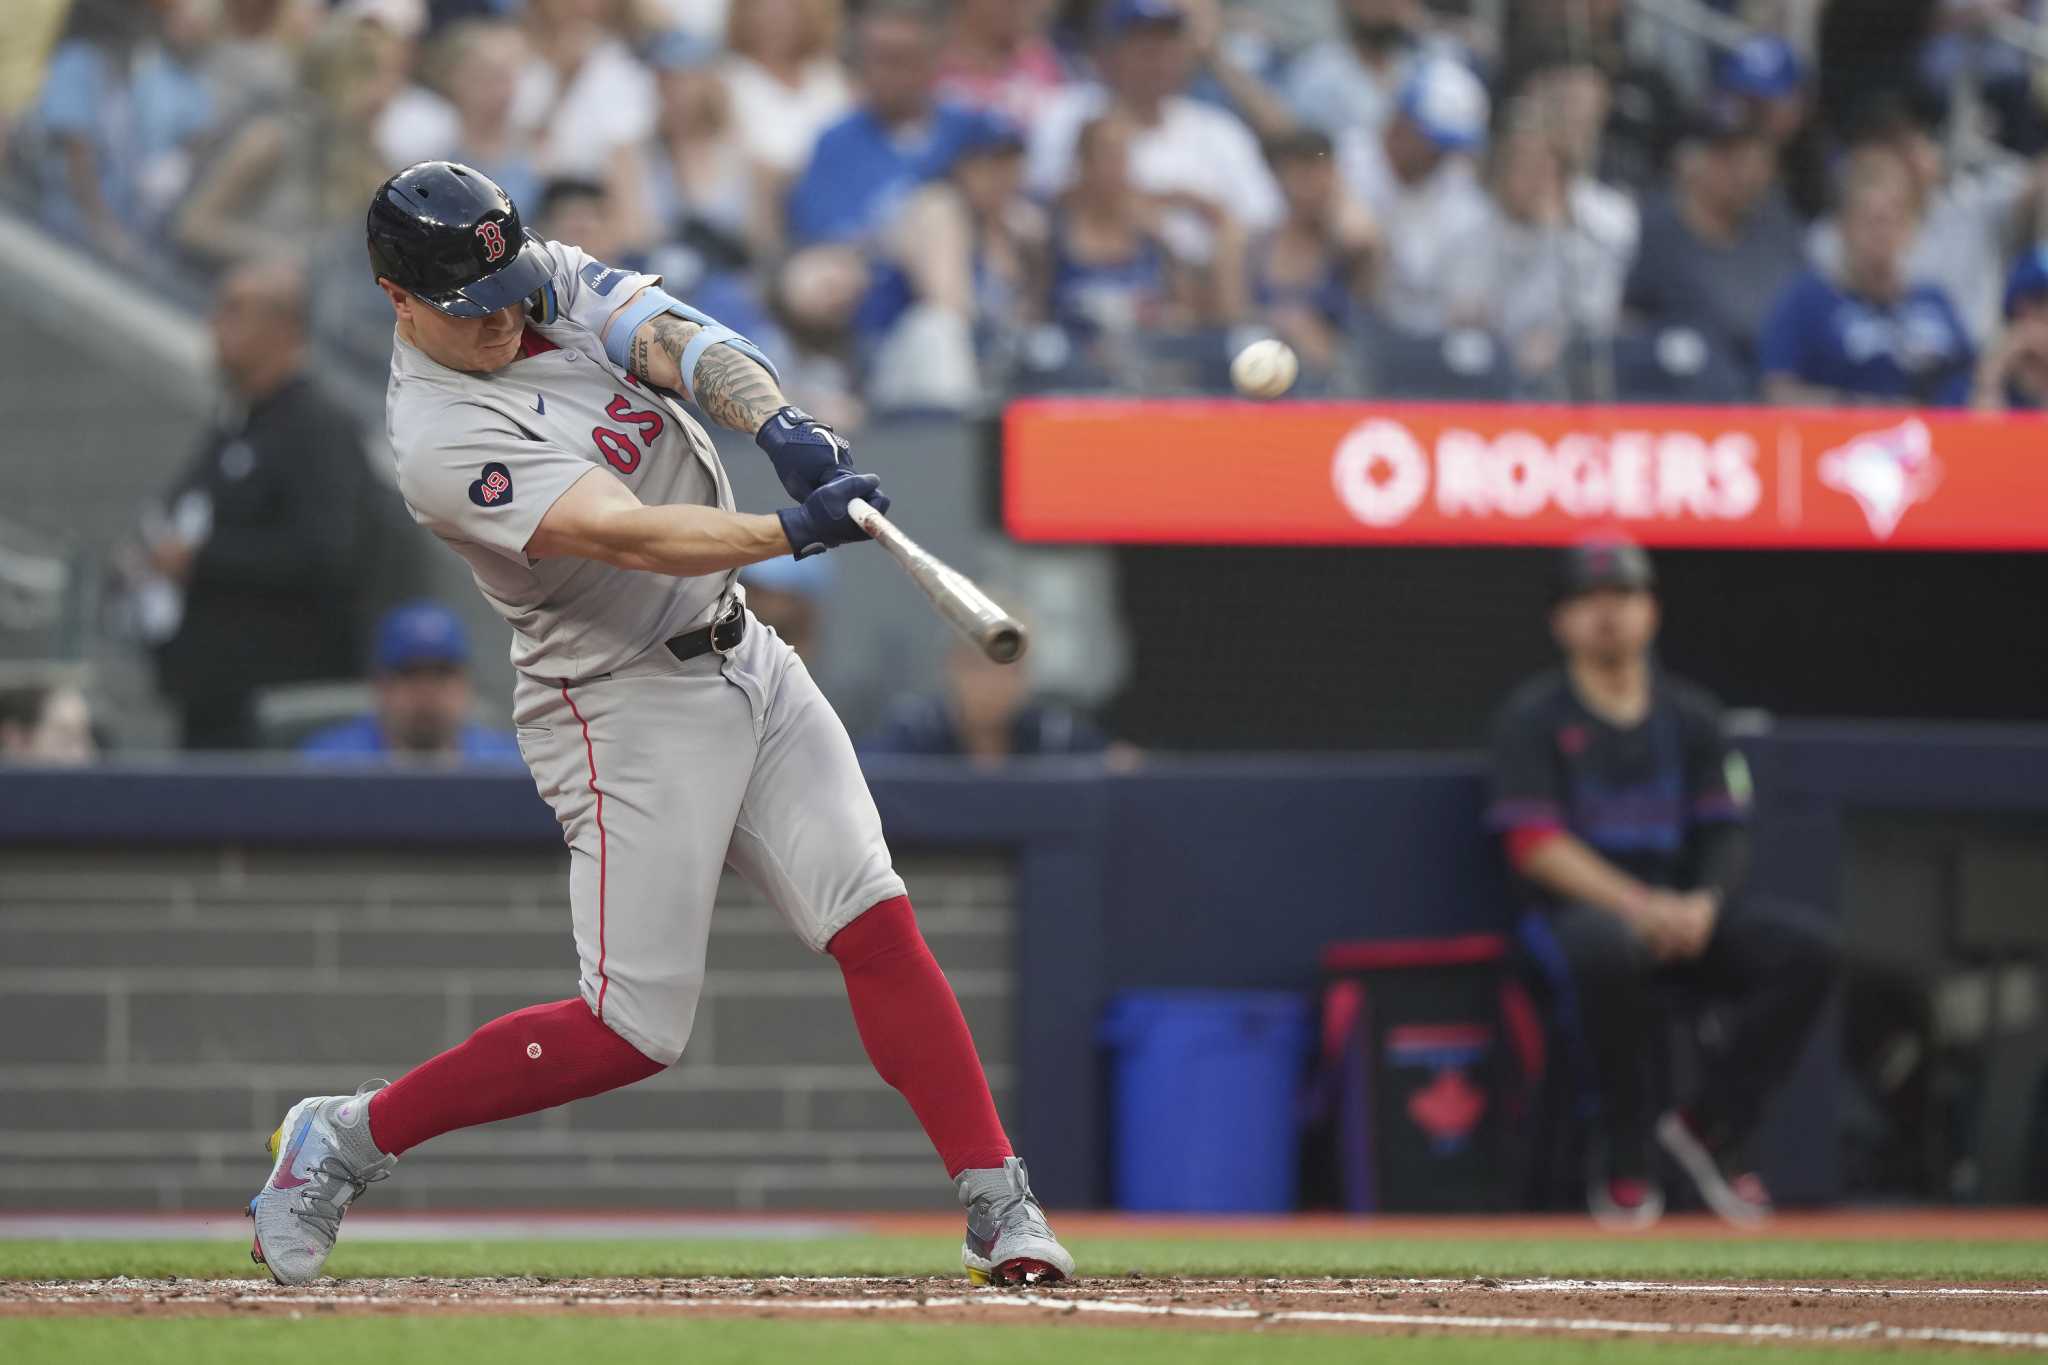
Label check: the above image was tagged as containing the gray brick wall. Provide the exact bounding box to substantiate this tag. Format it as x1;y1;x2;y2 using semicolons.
0;847;1015;1212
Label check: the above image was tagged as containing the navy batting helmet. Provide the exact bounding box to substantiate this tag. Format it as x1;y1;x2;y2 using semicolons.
366;161;551;318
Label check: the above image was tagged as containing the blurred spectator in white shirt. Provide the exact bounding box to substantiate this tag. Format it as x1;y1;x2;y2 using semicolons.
1516;52;1640;258
626;30;769;265
204;0;310;125
938;0;1069;130
1336;55;1491;334
1283;0;1422;137
867;116;1049;408
1028;0;1283;264
431;19;542;215
512;0;657;181
1250;128;1379;381
719;0;853;179
353;0;463;169
646;0;730;43
1444;105;1635;388
175;12;407;269
1809;93;2048;344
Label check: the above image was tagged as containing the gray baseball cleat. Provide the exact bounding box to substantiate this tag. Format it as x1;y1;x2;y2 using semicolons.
246;1080;396;1284
957;1156;1074;1286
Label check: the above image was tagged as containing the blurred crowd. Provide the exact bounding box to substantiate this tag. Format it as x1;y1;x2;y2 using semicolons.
9;0;2048;418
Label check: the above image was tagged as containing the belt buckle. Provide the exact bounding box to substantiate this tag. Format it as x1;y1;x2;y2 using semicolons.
708;598;744;656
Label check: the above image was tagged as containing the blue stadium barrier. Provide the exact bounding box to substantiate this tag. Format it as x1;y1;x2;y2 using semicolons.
8;723;2048;1207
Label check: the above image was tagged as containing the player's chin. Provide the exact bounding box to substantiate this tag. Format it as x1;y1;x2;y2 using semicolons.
470;336;523;372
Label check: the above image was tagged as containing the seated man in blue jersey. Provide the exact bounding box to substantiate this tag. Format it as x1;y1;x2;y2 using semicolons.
1759;152;1973;407
1489;541;1837;1229
301;602;519;764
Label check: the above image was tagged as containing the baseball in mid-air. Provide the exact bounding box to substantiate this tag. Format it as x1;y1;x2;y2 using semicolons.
1230;338;1299;399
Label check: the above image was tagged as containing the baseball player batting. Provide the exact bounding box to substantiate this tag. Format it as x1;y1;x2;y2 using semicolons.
244;162;1072;1288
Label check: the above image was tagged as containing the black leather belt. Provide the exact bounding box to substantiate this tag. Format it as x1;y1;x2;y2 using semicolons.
665;599;746;664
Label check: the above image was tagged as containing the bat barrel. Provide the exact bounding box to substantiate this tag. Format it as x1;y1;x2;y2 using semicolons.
847;496;1029;665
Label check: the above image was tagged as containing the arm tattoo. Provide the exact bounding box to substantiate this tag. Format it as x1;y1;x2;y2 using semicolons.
689;335;788;434
635;313;786;434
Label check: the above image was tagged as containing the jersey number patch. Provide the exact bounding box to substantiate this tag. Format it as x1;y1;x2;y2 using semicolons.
592;393;666;474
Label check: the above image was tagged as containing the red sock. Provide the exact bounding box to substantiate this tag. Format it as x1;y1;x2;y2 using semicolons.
829;896;1013;1178
367;999;664;1157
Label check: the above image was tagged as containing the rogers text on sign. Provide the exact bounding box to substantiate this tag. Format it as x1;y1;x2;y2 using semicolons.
1333;420;1763;528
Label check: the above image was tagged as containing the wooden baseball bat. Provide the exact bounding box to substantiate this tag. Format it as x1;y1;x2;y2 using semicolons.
847;497;1028;665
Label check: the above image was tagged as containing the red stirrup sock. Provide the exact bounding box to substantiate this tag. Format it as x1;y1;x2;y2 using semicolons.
367;998;665;1157
829;895;1014;1178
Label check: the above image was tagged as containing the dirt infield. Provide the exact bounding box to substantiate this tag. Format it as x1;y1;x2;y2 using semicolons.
9;1275;2048;1350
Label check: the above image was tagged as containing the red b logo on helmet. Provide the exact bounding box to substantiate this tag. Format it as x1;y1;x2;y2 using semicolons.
475;220;507;262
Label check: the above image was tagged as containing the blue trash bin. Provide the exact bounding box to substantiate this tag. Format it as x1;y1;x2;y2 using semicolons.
1102;990;1313;1212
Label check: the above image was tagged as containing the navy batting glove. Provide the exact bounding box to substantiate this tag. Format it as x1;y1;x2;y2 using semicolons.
757;405;856;501
777;473;891;559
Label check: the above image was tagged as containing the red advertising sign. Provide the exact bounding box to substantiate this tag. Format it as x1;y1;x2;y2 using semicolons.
1003;399;2048;550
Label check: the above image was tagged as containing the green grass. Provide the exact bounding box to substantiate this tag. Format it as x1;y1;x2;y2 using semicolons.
3;1234;2044;1283
0;1319;1963;1365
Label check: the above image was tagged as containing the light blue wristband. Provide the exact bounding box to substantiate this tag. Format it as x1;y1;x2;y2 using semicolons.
603;286;781;404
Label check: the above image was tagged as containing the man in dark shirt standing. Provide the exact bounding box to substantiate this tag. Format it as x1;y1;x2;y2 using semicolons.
149;260;370;749
1489;540;1836;1228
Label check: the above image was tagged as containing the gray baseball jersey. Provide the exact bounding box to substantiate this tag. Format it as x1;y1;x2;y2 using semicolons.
386;239;903;1065
388;238;734;681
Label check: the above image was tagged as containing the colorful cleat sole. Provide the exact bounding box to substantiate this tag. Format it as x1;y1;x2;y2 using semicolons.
998;1258;1064;1286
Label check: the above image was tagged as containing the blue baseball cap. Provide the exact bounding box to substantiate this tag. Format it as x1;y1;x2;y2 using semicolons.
645;27;718;71
1397;58;1490;152
374;601;470;672
1716;35;1805;100
740;552;834;599
2005;245;2048;318
958;109;1027;158
1102;0;1185;37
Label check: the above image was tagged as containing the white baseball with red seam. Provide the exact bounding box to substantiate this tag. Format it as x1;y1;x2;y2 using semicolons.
1231;339;1299;399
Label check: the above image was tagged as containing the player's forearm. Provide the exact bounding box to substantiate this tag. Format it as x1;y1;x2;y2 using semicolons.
628;314;788;435
1518;833;1654;923
602;503;788;577
535;494;787;578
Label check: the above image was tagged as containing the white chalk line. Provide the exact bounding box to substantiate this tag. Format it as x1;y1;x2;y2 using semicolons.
22;1286;2048;1349
32;1274;2048;1301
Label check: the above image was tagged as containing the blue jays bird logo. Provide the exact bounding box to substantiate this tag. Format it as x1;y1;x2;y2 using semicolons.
1818;418;1943;540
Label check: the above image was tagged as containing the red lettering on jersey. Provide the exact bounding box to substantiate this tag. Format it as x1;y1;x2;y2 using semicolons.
605;393;665;447
593;427;640;474
475;220;507;262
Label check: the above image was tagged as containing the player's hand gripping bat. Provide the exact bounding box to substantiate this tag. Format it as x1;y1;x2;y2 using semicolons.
846;498;1027;665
